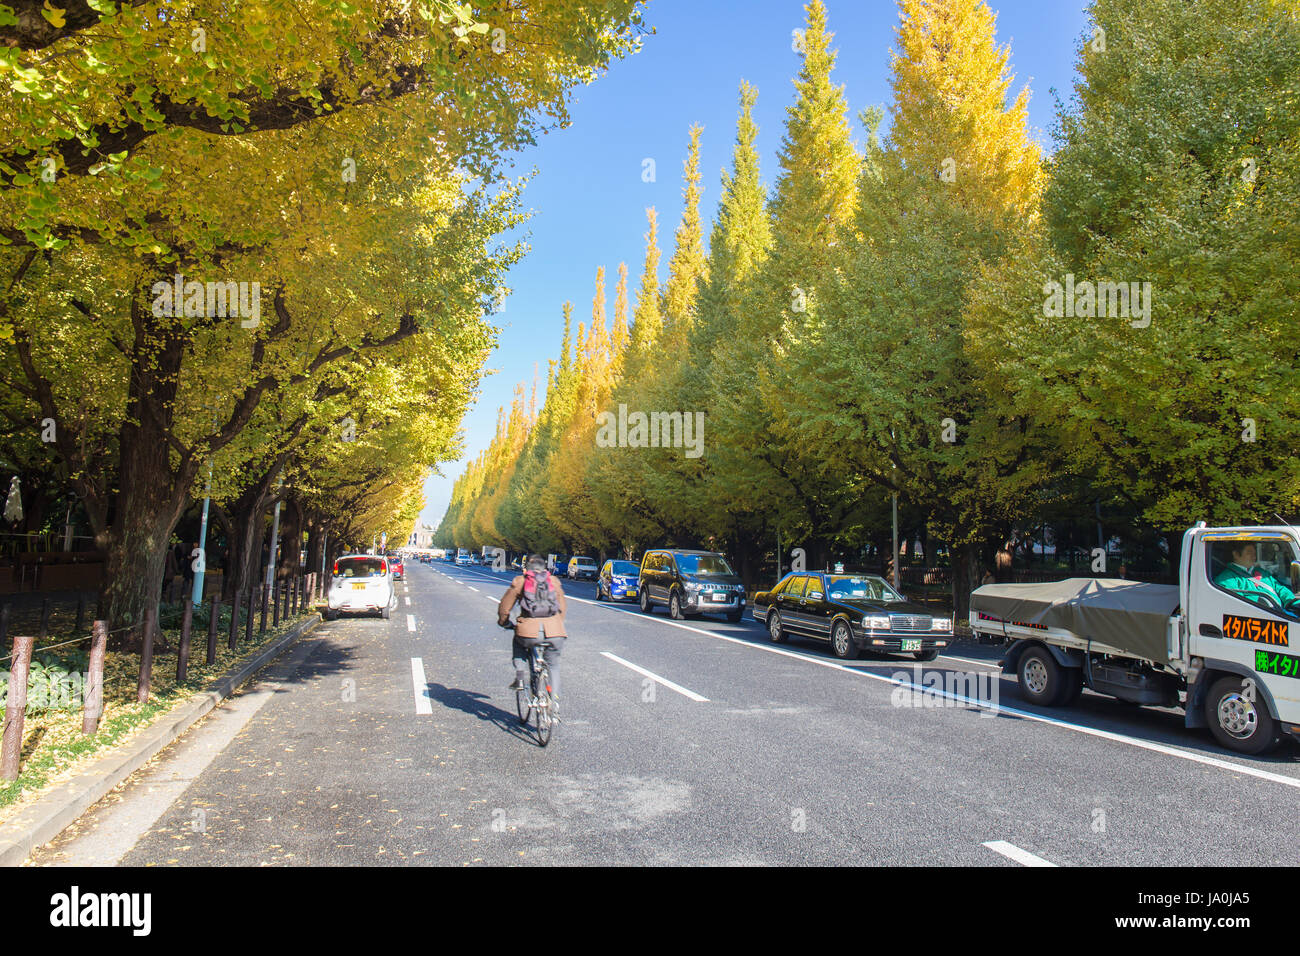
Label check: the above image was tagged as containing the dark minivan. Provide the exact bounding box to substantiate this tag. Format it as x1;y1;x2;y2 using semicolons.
638;549;746;622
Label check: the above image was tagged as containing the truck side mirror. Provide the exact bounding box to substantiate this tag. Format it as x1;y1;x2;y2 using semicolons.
1291;561;1300;592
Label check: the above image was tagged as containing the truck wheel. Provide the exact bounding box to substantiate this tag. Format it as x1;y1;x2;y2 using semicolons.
1018;646;1066;706
913;648;940;662
725;609;744;623
1206;675;1280;755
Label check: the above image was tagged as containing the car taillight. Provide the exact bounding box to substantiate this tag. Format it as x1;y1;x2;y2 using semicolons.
332;561;338;575
379;560;387;574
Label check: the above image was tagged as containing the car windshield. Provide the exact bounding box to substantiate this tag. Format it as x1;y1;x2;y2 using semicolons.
676;554;734;575
610;561;638;575
574;557;595;566
337;558;385;578
825;575;905;602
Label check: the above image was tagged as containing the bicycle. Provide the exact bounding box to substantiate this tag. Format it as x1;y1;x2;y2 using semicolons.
502;620;557;747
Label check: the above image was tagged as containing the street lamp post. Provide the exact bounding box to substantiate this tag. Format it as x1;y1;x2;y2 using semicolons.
891;426;900;590
192;462;212;607
266;478;283;594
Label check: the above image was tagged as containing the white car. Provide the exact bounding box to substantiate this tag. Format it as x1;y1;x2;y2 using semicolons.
325;554;397;620
568;556;598;580
455;550;474;567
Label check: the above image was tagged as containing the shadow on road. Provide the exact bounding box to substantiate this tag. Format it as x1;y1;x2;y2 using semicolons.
425;682;537;743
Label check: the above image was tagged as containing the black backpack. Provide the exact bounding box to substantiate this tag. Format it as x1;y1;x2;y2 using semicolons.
519;569;559;618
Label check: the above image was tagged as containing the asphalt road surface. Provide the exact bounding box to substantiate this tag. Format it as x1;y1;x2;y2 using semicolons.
28;560;1300;866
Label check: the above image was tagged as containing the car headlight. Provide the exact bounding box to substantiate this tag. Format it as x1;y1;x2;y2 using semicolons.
685;582;702;591
864;615;891;630
931;618;952;631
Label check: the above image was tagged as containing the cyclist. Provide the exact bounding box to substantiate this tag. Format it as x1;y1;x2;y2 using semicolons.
498;554;568;714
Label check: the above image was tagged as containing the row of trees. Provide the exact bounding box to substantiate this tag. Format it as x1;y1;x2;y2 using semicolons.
0;0;648;645
436;0;1300;618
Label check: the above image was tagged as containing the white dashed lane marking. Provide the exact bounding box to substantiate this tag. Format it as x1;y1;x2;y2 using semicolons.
982;841;1057;867
410;657;433;714
600;652;709;702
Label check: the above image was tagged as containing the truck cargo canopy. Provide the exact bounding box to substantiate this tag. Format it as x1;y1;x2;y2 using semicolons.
972;578;1180;665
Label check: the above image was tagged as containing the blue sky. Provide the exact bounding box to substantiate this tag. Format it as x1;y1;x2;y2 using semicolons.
418;0;1092;529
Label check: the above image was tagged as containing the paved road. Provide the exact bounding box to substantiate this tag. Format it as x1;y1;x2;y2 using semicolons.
28;560;1300;866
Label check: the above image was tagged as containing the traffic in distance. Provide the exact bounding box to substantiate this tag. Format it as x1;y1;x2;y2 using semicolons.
391;520;1300;755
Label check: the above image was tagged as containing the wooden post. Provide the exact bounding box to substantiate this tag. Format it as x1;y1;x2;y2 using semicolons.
0;634;34;781
83;621;107;735
206;596;220;665
272;581;281;627
137;604;156;703
260;581;268;634
177;599;193;683
227;586;241;652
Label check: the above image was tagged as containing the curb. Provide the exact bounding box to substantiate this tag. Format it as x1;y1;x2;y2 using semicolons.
0;612;322;867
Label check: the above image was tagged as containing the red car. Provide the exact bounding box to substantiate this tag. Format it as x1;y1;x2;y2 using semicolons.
388;554;405;580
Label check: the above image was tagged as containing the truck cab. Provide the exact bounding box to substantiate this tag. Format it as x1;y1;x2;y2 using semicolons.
1181;525;1300;752
971;523;1300;755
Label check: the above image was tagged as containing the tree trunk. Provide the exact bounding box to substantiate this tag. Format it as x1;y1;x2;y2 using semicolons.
102;316;194;649
275;498;302;584
950;541;983;628
305;514;324;581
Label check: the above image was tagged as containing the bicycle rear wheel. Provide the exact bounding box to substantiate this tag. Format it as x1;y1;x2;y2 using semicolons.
515;679;531;725
534;665;554;747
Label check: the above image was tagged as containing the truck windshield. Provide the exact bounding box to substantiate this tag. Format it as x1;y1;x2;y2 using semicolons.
1208;536;1300;619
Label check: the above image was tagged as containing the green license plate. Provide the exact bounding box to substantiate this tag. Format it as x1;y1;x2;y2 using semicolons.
901;639;921;651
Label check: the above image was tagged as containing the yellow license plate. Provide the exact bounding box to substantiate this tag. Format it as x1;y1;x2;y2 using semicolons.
351;582;367;590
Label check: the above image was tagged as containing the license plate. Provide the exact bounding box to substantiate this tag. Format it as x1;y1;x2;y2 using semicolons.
351;582;367;591
901;639;921;651
627;588;637;596
710;592;727;602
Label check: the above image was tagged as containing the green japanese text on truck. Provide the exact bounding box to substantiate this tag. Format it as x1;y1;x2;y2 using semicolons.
971;524;1300;755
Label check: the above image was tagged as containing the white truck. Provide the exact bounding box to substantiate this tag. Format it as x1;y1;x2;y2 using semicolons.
970;523;1300;755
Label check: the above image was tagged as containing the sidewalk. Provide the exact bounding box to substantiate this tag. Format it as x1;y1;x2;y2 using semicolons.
0;612;321;867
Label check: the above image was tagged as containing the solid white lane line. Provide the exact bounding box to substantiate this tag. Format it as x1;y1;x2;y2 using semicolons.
600;651;709;702
579;604;1300;790
982;841;1057;867
411;657;433;714
406;614;416;632
939;655;1003;669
